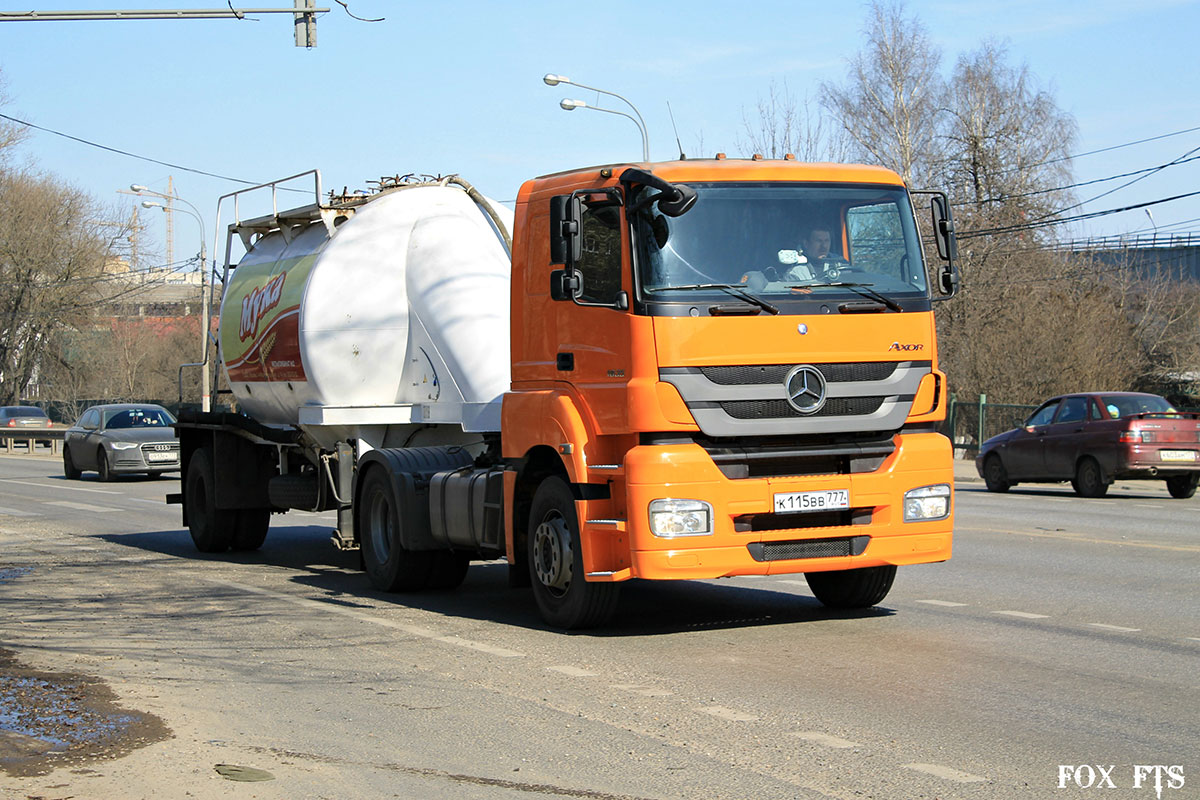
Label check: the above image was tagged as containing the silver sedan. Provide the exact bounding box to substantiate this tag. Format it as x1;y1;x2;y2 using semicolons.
63;404;180;480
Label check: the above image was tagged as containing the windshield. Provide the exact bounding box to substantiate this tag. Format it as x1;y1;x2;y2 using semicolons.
104;407;176;429
634;182;928;315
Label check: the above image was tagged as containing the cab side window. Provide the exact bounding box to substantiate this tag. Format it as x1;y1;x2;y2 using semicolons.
576;201;623;304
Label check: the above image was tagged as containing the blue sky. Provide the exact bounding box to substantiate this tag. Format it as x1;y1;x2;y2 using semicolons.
1;0;1197;268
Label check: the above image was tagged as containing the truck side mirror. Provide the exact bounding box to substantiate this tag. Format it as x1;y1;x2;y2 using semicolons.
930;193;960;298
549;269;580;301
549;194;582;266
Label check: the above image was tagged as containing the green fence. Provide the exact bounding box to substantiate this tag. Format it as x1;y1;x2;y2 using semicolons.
944;395;1039;458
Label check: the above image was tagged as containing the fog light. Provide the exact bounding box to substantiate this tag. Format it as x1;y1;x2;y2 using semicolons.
904;484;950;522
648;498;713;537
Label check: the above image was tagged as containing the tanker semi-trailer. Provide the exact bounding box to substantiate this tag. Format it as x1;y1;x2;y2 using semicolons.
172;160;961;629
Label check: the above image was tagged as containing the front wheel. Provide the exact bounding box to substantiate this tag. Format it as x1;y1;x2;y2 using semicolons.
1165;474;1198;499
805;565;896;608
1072;457;1108;498
231;509;271;551
527;477;618;629
63;446;81;480
97;449;114;482
982;455;1011;493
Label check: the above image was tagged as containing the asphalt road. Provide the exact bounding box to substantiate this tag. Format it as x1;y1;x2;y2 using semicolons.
0;454;1196;799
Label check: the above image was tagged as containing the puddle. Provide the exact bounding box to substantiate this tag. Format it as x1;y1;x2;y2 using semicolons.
0;567;33;584
0;648;171;777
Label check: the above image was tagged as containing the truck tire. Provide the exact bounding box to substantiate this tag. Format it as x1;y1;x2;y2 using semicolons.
185;448;234;553
1072;457;1108;498
1165;474;1198;499
360;467;433;591
231;509;271;551
982;454;1011;493
527;477;618;629
805;564;896;609
63;446;81;480
427;551;470;590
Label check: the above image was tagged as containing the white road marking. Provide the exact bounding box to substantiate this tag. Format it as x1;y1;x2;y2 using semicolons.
1187;638;1200;642
698;706;758;722
904;763;987;783
547;665;598;677
45;501;117;513
993;610;1049;619
0;479;120;494
203;578;525;658
917;599;969;607
776;579;808;587
1133;503;1159;508
0;506;40;517
1087;623;1140;633
127;498;172;506
788;731;859;749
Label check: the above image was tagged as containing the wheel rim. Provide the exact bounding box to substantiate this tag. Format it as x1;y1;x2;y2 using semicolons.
532;511;572;597
987;458;1004;484
1082;462;1099;490
367;488;393;563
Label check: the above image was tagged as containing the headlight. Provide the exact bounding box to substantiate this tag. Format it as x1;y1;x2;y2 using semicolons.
648;498;714;537
110;442;139;450
904;484;951;522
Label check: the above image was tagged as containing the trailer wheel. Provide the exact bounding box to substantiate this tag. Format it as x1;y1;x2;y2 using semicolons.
1165;474;1198;499
231;509;271;551
360;467;432;591
1072;456;1108;498
185;448;234;553
805;565;896;609
527;477;618;629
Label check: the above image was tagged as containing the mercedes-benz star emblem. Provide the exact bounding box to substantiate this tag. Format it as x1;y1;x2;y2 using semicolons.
784;365;828;414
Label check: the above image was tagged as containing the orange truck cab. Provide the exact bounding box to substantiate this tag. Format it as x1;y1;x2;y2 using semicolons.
502;159;960;626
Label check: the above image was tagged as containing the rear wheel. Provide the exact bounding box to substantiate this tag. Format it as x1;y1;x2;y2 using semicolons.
97;448;113;482
805;564;897;608
1072;457;1108;498
63;446;81;480
359;467;433;591
527;477;618;629
982;454;1011;493
231;509;271;550
1165;474;1198;499
185;448;234;553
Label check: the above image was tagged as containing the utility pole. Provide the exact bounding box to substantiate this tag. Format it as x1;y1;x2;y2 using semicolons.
0;6;330;46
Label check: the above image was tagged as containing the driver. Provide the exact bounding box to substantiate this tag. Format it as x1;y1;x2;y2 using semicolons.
801;227;842;269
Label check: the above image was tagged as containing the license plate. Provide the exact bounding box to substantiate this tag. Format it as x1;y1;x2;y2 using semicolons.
146;451;177;463
1159;450;1197;462
774;489;850;513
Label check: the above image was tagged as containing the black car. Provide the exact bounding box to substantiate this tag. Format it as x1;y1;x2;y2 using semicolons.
63;404;180;480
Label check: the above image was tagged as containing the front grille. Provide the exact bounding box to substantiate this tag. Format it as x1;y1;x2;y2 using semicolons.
721;396;885;419
700;362;899;385
734;507;873;531
140;442;180;464
747;535;870;562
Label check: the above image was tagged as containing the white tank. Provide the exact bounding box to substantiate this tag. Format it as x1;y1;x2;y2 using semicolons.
217;182;513;440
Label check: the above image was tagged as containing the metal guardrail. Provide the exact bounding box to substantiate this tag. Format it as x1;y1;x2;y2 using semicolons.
1;429;64;455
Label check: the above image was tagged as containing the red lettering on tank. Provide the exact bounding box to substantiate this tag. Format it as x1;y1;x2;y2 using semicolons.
239;272;287;341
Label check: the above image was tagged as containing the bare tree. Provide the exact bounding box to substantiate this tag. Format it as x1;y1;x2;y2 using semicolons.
0;169;121;404
0;70;27;160
738;80;846;162
820;0;945;187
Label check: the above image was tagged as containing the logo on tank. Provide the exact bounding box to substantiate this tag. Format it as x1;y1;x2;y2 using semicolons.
239;272;287;341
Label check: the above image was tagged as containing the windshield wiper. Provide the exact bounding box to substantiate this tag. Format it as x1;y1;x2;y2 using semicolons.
652;284;780;315
794;281;903;313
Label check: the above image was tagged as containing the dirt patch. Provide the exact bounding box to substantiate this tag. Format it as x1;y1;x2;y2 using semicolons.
0;648;171;777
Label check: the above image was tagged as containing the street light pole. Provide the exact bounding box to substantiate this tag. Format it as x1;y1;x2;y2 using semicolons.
140;199;211;412
544;73;650;161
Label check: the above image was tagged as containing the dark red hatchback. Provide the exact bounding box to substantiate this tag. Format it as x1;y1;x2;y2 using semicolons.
975;392;1200;498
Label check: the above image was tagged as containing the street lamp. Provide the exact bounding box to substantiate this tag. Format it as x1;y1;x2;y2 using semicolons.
140;199;212;413
544;73;649;161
